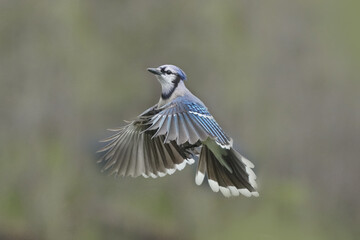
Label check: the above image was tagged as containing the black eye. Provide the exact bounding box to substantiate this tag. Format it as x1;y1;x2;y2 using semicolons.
166;70;172;75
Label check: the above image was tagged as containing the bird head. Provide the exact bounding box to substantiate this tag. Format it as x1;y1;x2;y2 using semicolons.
147;64;187;84
147;64;187;99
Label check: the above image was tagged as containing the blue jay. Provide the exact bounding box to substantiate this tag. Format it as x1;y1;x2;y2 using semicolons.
98;64;258;197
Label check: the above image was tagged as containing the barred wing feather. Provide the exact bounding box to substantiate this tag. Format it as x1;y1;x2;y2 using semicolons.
146;98;232;148
98;121;195;178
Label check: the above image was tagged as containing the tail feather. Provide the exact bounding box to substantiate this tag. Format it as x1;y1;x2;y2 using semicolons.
196;145;258;198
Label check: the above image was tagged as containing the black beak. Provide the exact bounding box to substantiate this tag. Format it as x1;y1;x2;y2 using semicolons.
147;68;161;75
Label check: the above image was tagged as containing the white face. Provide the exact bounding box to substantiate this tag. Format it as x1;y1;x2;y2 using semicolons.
155;65;178;85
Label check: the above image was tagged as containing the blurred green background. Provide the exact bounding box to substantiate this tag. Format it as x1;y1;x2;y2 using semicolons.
1;0;359;239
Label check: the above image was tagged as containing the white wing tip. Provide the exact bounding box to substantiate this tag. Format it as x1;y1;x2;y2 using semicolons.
245;166;258;189
208;179;220;192
206;179;259;197
166;168;176;175
219;186;231;198
186;158;195;164
238;189;252;197
141;159;192;179
149;172;158;178
195;172;205;185
220;186;259;197
228;186;240;196
215;141;231;149
242;157;255;168
251;191;259;197
176;161;187;171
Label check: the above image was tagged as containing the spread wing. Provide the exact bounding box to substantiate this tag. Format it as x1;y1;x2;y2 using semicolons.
145;98;232;148
97;105;196;178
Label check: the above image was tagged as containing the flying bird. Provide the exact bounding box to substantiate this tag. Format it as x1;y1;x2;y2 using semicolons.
98;64;258;197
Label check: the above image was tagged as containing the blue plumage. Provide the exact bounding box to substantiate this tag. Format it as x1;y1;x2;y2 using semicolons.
171;65;187;81
184;102;230;146
98;64;258;198
186;103;210;116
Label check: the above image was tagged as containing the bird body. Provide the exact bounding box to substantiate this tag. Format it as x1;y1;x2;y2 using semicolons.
98;64;258;197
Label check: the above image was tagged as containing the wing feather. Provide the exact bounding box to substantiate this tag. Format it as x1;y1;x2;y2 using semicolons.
176;113;188;144
144;98;231;147
98;110;194;178
181;113;202;144
184;113;208;141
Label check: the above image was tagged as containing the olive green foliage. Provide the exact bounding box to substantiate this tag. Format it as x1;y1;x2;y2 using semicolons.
0;0;359;239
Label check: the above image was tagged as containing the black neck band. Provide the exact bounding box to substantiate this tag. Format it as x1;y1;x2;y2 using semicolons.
161;76;181;100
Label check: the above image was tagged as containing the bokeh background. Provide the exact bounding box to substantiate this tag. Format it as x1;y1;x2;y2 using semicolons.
1;0;359;239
